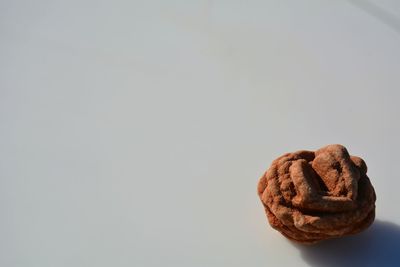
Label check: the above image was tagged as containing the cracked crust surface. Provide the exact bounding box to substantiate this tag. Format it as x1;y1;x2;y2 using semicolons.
257;144;376;244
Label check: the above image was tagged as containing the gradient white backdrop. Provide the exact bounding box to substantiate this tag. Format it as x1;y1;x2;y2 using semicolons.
1;0;400;266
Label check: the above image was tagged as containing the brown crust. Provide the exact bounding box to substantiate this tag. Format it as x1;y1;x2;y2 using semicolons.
257;144;376;244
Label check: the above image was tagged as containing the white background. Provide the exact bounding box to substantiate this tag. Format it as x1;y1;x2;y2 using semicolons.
1;0;400;266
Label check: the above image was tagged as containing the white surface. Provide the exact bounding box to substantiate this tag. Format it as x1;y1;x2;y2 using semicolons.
1;1;400;266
